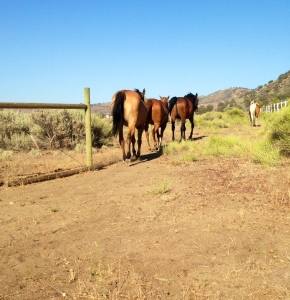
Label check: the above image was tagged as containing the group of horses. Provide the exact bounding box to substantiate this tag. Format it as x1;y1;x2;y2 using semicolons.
111;88;260;163
111;88;199;162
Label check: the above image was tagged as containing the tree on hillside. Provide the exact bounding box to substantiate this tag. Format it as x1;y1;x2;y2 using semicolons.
196;104;214;114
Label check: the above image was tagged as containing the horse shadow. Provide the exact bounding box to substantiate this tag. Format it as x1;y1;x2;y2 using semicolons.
128;135;206;166
128;150;162;166
192;135;206;141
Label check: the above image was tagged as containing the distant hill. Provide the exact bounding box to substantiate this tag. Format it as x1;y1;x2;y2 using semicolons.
199;69;290;108
200;88;250;103
241;70;290;106
199;88;249;108
91;103;111;116
91;70;290;115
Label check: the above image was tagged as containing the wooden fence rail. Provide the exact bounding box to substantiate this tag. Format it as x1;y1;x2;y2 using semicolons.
261;100;288;113
0;87;93;167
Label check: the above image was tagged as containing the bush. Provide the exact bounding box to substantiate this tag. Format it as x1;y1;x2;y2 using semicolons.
267;106;290;156
0;109;113;151
0;110;33;150
31;109;84;149
91;116;113;148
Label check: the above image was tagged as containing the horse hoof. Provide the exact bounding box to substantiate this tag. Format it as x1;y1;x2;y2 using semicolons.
130;156;137;162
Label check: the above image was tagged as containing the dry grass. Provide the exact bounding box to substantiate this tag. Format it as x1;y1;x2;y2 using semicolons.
1;120;290;299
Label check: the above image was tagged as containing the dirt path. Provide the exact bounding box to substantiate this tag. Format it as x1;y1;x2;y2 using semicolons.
1;133;290;299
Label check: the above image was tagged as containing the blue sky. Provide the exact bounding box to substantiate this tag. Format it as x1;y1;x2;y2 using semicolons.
1;0;290;104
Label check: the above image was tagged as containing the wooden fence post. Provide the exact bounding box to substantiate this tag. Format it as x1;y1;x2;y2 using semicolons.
84;88;92;167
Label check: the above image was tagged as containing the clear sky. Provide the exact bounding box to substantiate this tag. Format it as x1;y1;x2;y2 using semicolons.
1;0;290;104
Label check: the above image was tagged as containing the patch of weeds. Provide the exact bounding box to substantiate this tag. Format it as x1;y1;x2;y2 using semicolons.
48;206;59;213
251;139;280;167
0;150;14;161
29;149;42;158
182;153;197;162
148;179;172;195
75;142;86;153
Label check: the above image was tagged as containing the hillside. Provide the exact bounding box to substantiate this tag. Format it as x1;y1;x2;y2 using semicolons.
241;70;290;106
200;69;290;108
199;87;249;104
91;69;290;115
199;88;249;108
91;102;111;116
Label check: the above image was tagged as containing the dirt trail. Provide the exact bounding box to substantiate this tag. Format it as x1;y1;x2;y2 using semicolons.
1;133;290;299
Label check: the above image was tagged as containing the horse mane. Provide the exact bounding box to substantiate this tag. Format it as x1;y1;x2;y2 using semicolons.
184;92;195;98
184;92;199;109
168;96;178;114
134;89;145;102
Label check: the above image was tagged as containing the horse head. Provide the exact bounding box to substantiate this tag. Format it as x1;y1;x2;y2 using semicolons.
184;92;199;111
134;88;146;102
160;96;170;109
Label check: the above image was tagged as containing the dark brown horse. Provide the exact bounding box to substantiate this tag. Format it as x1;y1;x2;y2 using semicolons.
144;96;169;151
168;93;199;141
111;89;148;162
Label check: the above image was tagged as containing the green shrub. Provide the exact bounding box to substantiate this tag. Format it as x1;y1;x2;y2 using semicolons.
0;150;14;161
195;109;248;130
91;116;113;148
201;135;248;158
267;106;290;156
0;109;113;151
251;139;280;166
0;110;33;150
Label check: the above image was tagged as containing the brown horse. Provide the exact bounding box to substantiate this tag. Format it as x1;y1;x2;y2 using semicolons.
111;89;148;162
144;96;170;151
168;93;199;141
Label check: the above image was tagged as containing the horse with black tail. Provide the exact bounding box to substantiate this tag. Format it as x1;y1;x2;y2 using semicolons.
168;92;199;141
111;89;148;162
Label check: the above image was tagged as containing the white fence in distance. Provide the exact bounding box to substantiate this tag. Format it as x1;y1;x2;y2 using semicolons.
261;101;288;113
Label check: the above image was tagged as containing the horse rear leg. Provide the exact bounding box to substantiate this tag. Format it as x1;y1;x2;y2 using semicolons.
126;125;136;161
118;128;126;161
152;123;160;150
157;122;166;151
171;120;175;141
180;120;186;142
136;125;144;159
188;117;194;140
144;123;152;151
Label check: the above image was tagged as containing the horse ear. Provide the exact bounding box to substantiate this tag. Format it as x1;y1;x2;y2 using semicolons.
168;96;170;100
142;88;146;96
196;93;198;97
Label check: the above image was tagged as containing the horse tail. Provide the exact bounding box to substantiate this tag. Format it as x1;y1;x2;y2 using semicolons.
112;91;125;136
168;97;178;114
